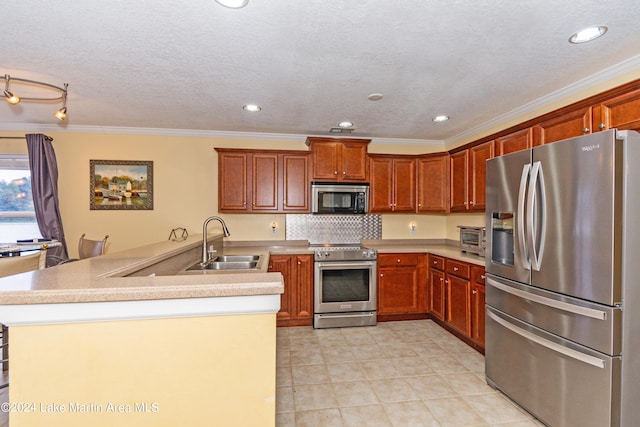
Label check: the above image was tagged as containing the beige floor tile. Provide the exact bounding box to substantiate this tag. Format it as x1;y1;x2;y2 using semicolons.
379;342;420;358
326;362;367;383
276;350;291;367
383;401;442;427
295;408;344;427
289;336;320;349
320;345;356;363
276;366;293;387
437;338;478;355
292;364;330;385
370;378;419;403
342;332;377;346
340;404;393;427
350;344;389;361
453;352;486;373
487;421;542;427
409;341;449;357
463;393;532;425
391;357;436;376
332;380;379;407
276;386;295;413
406;375;457;399
290;348;324;366
292;383;337;411
276;411;296;427
316;334;349;347
422;356;470;374
396;329;433;343
422;397;486;427
288;326;317;338
361;359;401;379
442;372;495;396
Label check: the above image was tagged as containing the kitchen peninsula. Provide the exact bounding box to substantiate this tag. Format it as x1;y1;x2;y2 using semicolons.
0;234;283;427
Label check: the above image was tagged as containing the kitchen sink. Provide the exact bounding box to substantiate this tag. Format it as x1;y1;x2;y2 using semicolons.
183;254;263;272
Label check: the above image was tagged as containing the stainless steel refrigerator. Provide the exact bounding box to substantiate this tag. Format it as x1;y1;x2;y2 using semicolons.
485;129;640;427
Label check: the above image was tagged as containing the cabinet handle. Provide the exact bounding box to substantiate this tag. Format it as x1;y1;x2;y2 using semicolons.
397;258;401;263
583;127;590;133
481;274;486;280
334;171;338;175
343;171;346;175
418;203;422;207
380;273;384;277
470;201;475;205
599;123;606;130
453;267;459;271
433;260;437;264
268;265;272;269
472;289;477;295
463;201;467;205
440;278;444;282
297;261;301;265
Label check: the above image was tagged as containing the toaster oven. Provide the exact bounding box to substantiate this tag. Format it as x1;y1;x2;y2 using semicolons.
458;226;486;257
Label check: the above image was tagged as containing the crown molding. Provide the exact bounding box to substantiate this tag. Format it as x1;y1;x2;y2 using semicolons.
444;53;640;148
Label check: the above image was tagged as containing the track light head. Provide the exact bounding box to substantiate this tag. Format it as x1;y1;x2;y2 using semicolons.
4;90;20;104
54;106;67;121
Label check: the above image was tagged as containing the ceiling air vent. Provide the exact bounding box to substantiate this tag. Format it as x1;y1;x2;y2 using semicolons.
329;127;354;133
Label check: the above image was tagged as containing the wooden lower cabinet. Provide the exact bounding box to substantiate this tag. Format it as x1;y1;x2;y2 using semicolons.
427;254;485;353
268;254;313;327
377;253;428;320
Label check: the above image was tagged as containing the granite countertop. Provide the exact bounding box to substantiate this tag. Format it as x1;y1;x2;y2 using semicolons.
0;234;284;305
0;236;484;306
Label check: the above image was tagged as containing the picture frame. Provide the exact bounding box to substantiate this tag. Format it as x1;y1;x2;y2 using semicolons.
90;160;153;210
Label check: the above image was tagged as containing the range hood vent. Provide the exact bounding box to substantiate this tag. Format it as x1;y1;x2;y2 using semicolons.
329;127;354;134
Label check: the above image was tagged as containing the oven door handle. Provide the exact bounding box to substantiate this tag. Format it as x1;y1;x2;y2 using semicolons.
315;261;377;268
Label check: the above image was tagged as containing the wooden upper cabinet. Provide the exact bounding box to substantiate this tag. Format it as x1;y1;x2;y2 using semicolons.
534;106;592;145
495;128;533;156
417;154;449;213
306;137;370;182
369;155;416;213
450;140;493;212
468;140;494;211
218;151;249;211
252;153;278;211
450;150;469;212
216;148;309;213
592;87;640;133
282;154;310;211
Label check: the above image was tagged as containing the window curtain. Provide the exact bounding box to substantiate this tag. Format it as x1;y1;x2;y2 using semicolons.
25;133;69;263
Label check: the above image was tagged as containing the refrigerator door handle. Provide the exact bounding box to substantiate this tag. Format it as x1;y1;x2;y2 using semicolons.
486;309;606;369
487;277;607;320
517;164;531;270
527;161;547;271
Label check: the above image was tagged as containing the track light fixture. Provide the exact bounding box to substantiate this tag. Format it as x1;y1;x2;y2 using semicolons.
3;74;69;120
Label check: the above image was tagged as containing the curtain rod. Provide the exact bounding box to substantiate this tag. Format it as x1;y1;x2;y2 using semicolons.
0;136;26;140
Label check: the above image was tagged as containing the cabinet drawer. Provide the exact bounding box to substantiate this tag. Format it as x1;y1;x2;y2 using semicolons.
429;255;445;271
472;265;486;285
378;253;419;267
446;259;470;279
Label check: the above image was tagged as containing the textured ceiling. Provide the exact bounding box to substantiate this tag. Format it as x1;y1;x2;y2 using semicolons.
1;0;640;144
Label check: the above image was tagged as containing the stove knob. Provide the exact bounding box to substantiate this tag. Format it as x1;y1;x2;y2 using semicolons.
323;251;330;258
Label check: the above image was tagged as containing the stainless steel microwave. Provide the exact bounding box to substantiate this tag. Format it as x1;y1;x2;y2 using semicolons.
311;182;369;214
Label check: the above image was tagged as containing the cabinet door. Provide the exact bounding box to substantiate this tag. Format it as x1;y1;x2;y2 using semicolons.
218;152;248;211
268;255;293;322
496;128;533;156
392;158;417;212
340;142;369;181
312;142;341;180
446;274;471;336
377;254;426;315
369;157;394;212
283;154;309;212
534;106;592;145
252;153;278;211
429;268;446;321
592;87;640;133
417;154;449;213
468;141;494;211
294;255;314;319
470;282;486;347
450;150;469;211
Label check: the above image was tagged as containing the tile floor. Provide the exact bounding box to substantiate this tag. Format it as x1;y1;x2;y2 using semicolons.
276;319;545;427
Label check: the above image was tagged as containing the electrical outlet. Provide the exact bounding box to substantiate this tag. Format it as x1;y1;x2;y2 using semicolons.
270;222;278;236
409;222;416;235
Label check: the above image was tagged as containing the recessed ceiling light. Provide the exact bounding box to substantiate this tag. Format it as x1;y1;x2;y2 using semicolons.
243;104;261;112
368;93;384;101
215;0;249;8
338;121;354;128
432;115;449;123
569;26;607;44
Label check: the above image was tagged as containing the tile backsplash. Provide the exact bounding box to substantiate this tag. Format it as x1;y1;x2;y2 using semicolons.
285;214;382;245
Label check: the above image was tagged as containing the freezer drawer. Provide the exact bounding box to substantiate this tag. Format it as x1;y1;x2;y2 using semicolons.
487;275;621;355
486;306;621;427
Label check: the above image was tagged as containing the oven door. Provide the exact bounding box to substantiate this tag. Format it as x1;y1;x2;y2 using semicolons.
314;260;377;314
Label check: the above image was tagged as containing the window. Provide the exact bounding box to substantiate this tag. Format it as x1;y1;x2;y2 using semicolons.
0;154;42;241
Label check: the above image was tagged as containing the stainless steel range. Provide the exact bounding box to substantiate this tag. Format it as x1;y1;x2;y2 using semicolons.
312;244;377;329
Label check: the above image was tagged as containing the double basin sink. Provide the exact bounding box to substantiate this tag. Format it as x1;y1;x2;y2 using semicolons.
185;255;262;272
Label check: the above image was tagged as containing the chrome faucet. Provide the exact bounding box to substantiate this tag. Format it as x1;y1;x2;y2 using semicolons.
201;216;231;265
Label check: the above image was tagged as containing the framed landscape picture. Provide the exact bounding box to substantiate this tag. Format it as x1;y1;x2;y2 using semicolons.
90;160;153;210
